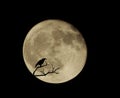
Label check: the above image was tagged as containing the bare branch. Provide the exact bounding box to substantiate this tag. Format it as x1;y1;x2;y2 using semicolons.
54;67;60;72
33;66;40;75
35;66;60;77
33;62;48;75
33;60;60;77
35;74;47;76
53;67;60;74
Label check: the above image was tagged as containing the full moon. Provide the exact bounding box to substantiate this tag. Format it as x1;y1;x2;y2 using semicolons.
23;19;87;84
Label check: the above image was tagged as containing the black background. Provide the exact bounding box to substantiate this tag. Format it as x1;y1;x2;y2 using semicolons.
2;2;111;97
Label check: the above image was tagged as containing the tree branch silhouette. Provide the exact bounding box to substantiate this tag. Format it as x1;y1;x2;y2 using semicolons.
34;64;60;76
33;62;47;75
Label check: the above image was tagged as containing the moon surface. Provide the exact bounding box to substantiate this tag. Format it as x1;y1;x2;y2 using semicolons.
23;19;87;84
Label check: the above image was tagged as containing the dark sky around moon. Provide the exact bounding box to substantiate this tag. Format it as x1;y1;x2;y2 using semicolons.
2;4;106;97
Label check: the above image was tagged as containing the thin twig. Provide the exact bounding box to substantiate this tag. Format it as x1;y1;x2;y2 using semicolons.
33;62;48;75
35;67;60;77
33;66;40;75
33;60;60;76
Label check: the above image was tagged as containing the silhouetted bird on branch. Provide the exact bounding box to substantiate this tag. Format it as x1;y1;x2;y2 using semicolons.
35;58;47;68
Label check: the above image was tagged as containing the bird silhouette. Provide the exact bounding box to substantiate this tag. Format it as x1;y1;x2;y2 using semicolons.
35;58;47;68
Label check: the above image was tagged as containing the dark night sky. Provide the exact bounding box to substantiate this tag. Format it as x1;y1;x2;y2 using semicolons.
2;3;111;97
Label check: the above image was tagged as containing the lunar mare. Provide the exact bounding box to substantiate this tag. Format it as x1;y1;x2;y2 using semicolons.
23;19;87;84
